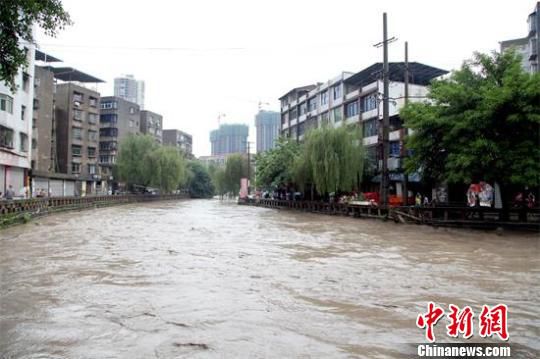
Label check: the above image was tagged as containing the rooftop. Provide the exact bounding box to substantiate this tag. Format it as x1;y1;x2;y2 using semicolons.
344;62;448;87
43;66;104;83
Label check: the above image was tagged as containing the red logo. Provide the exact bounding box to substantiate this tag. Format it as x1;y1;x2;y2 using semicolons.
417;303;509;342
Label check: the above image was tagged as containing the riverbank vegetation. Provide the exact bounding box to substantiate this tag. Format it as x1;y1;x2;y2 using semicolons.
209;154;252;198
255;126;364;198
402;51;540;204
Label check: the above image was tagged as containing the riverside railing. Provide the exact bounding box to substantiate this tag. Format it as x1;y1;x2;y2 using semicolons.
0;194;187;227
241;198;540;230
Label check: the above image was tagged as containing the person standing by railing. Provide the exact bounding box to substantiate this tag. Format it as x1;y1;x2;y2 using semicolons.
5;185;15;200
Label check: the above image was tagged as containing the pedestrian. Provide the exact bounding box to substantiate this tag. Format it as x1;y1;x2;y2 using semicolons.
526;192;536;209
415;193;422;207
423;196;430;206
5;185;15;200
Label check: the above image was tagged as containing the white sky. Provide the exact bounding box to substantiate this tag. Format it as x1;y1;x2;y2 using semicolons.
36;0;534;156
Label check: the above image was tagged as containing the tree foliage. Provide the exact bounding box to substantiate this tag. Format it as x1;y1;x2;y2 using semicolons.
224;154;250;196
302;125;364;194
187;161;215;198
402;51;540;189
117;135;187;193
255;138;301;188
1;0;72;91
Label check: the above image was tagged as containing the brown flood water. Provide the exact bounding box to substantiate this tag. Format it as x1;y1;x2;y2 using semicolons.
0;199;538;358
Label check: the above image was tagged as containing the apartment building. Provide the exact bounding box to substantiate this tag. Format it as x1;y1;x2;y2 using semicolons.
99;96;140;189
0;42;35;197
279;62;447;196
54;69;103;196
501;2;539;73
255;110;280;153
140;110;163;144
163;129;193;155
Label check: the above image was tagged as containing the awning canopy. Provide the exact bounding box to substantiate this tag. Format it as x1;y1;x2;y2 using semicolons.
42;66;104;83
35;49;62;63
345;62;448;87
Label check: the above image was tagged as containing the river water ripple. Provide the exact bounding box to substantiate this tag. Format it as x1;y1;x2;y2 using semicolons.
0;200;538;358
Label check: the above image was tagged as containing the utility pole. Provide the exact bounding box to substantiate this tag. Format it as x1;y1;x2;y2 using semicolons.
374;12;395;207
402;41;409;206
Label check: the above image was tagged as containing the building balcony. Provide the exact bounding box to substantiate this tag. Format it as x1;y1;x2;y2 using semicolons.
362;108;379;120
290;118;298;126
331;97;343;108
282;122;289;130
298;114;307;123
389;130;401;141
345;114;360;125
281;103;289;112
345;89;360;100
363;135;378;146
361;81;378;94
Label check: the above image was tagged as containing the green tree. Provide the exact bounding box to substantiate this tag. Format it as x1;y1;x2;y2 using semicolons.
255;138;301;188
224;154;249;195
302;125;364;194
1;0;72;91
146;146;187;193
401;51;540;197
187;161;215;198
212;167;228;199
117;134;157;188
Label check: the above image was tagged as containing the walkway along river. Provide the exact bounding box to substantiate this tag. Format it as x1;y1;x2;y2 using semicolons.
0;200;538;358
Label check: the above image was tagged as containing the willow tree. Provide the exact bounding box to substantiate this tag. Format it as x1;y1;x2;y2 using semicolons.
224;154;250;195
303;125;364;194
117;134;158;188
146;146;188;193
255;138;302;188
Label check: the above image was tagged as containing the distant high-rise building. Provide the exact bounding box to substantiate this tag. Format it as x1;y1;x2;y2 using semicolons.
255;110;280;153
209;124;249;156
501;2;539;73
114;74;145;109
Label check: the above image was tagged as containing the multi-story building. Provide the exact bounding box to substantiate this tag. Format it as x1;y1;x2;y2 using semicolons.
114;74;145;109
279;62;447;197
255;110;280;153
209;124;249;156
54;68;103;196
163;129;193;155
501;2;539;73
99;96;140;188
140;110;163;144
0;42;35;198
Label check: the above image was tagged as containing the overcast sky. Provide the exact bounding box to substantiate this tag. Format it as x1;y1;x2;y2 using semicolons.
37;0;533;156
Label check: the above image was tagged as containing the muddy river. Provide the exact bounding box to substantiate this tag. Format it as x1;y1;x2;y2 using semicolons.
0;200;538;358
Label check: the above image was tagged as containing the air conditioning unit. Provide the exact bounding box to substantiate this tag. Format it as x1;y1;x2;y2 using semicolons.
74;101;81;107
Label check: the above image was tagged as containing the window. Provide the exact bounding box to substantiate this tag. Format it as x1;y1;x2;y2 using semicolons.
100;141;117;151
89;97;98;107
362;93;378;112
21;105;26;121
0;94;14;114
20;133;28;152
100;114;117;124
99;155;116;164
72;145;82;157
129;107;135;114
346;101;359;118
0;125;14;148
73;109;83;121
88;113;98;124
100;101;117;109
88;164;96;175
363;119;378;137
22;73;30;92
299;102;307;116
333;107;342;122
73;92;84;103
320;90;328;105
87;147;96;157
390;141;401;157
332;84;342;100
320;111;329;126
129;119;134;128
308;97;317;112
32;139;37;150
71;163;81;174
72;127;83;140
88;130;98;141
290;108;298;120
100;128;118;137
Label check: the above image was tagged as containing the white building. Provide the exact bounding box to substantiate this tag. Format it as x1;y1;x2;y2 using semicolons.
279;62;447;195
114;74;145;109
0;41;35;198
500;2;539;73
